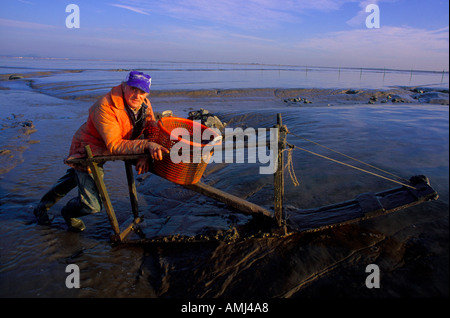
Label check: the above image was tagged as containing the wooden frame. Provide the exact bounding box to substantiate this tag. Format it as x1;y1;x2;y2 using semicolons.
67;115;283;243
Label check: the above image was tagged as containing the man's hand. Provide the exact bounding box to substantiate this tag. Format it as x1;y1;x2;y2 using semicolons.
135;157;149;175
147;142;169;161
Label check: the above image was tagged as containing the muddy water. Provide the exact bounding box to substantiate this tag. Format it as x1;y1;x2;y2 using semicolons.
0;81;448;298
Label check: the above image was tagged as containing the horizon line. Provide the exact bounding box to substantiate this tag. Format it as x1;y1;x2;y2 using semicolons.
0;55;448;74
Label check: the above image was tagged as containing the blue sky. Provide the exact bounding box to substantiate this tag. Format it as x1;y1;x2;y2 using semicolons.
0;0;448;70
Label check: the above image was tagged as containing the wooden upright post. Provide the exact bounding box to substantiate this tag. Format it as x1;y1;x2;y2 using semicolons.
274;113;287;226
85;145;121;240
125;161;139;219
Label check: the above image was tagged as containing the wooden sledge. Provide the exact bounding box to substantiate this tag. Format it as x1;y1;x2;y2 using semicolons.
65;114;439;244
286;175;438;233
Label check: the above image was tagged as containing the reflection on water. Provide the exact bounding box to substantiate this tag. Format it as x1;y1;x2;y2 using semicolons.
1;56;448;95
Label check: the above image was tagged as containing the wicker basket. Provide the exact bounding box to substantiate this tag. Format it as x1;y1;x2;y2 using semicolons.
153;117;222;185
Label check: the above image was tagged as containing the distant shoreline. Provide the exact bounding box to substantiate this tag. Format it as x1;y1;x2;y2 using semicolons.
1;55;449;74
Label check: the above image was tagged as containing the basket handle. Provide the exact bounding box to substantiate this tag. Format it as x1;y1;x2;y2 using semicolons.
204;135;222;148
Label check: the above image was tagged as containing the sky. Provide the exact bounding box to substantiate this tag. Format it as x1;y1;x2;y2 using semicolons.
0;0;448;71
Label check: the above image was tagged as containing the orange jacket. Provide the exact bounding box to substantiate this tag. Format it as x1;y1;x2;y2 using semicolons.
65;84;156;168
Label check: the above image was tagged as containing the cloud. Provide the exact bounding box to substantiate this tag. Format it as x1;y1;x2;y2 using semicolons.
295;26;449;70
346;0;379;27
120;0;350;29
0;18;57;30
109;3;150;15
16;0;34;4
229;33;275;42
157;0;293;27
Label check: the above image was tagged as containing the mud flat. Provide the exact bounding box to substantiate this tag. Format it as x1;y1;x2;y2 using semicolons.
0;69;448;299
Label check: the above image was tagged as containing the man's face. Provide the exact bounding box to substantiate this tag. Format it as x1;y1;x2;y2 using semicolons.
123;84;148;109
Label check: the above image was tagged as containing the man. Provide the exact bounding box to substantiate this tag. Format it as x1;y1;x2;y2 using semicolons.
33;71;169;232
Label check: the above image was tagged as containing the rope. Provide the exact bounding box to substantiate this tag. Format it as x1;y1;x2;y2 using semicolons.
283;146;300;187
288;143;416;189
287;131;410;183
278;127;415;189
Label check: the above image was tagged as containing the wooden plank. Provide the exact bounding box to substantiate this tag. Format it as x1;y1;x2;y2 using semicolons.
66;139;270;165
184;181;273;218
84;145;121;239
65;141;274;166
66;153;148;165
119;216;144;242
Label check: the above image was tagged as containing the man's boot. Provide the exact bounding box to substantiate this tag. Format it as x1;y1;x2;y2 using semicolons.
61;201;86;232
33;202;52;225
